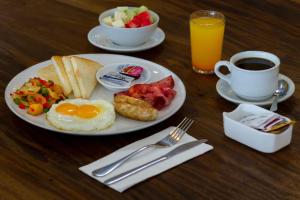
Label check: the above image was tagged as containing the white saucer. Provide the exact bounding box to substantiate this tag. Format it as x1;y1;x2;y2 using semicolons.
216;74;295;106
87;26;165;53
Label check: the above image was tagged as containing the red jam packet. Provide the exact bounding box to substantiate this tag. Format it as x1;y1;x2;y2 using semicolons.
120;65;144;79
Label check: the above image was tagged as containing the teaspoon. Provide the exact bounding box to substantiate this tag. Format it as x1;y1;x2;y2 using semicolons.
270;80;289;112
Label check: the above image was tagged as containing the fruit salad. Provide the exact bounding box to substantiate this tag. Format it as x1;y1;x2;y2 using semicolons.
103;6;154;28
10;77;67;116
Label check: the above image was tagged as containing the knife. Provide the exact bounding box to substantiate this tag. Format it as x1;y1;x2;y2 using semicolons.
103;139;207;185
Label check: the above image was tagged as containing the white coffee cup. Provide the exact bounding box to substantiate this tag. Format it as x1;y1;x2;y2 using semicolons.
214;51;280;101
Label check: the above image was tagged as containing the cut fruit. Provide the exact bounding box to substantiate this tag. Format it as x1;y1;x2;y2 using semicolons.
103;16;113;26
137;6;148;14
112;19;125;28
103;6;154;28
125;11;152;28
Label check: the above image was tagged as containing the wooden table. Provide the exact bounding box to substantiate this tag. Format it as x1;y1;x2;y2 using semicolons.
1;0;299;199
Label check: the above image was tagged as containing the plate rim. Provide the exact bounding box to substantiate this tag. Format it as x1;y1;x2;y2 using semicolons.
5;53;186;136
216;74;295;106
87;26;165;53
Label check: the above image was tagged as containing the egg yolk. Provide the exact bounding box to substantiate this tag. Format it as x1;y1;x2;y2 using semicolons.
77;104;100;118
55;103;77;115
55;103;101;119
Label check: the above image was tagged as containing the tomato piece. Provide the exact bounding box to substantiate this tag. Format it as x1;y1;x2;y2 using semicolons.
43;103;50;109
19;104;26;109
39;79;49;87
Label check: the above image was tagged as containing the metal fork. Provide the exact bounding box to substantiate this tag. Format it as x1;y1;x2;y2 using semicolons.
92;117;194;177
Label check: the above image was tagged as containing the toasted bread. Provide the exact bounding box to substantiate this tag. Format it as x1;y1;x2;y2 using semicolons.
37;64;61;86
71;56;102;98
51;56;72;96
62;56;82;98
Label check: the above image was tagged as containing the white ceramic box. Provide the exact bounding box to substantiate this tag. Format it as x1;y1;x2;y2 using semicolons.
223;104;293;153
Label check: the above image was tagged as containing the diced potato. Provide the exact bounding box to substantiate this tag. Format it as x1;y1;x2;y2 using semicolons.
47;88;58;99
27;104;43;116
47;97;56;105
50;84;64;95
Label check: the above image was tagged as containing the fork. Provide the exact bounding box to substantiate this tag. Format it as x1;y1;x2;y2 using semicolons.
92;117;194;177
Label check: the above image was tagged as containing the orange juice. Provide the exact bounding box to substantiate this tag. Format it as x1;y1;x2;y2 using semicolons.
190;13;225;74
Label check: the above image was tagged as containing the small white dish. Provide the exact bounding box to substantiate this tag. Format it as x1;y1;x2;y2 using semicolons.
216;74;295;106
223;104;293;153
88;26;165;53
96;63;151;92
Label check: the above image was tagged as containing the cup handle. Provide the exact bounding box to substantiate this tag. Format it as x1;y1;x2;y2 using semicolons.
214;61;231;85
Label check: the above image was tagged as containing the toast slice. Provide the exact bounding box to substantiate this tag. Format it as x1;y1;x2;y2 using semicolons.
62;56;82;98
51;56;72;96
37;64;61;86
71;56;102;98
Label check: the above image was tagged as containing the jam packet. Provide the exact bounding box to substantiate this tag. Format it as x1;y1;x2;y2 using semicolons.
119;65;144;79
100;72;134;87
240;113;295;133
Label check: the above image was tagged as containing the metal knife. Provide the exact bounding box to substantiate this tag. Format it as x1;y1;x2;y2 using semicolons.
103;139;207;185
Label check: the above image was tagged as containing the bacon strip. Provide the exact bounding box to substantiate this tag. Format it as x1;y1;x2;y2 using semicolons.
115;75;176;110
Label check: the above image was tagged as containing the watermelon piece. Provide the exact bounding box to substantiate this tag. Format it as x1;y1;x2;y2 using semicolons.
125;10;152;28
140;18;151;27
137;11;151;21
125;21;138;28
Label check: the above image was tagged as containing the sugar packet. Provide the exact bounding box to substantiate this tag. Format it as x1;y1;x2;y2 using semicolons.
240;113;295;133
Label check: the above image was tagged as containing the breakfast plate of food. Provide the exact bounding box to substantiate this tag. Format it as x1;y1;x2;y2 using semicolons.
5;54;186;135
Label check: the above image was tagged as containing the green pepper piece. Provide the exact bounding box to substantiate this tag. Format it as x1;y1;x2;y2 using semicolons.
13;98;21;105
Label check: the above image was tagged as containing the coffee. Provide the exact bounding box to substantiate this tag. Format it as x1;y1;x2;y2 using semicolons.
215;51;280;100
235;57;275;70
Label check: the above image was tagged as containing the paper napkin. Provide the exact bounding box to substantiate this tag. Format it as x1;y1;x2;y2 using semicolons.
79;126;213;192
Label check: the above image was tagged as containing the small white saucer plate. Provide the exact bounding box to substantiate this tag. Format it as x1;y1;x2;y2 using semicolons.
216;74;295;106
88;26;165;53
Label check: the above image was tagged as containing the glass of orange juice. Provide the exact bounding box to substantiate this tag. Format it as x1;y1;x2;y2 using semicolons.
190;10;225;74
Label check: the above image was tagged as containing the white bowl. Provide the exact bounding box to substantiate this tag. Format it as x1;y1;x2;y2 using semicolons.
96;63;151;92
98;8;159;46
223;104;293;153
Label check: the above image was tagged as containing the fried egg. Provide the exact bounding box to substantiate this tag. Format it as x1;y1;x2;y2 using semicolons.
46;99;115;131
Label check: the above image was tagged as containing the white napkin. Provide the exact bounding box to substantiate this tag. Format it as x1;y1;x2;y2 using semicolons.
79;126;213;192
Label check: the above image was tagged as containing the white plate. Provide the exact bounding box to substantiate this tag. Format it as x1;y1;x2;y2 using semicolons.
5;54;186;136
216;74;295;106
87;26;165;53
